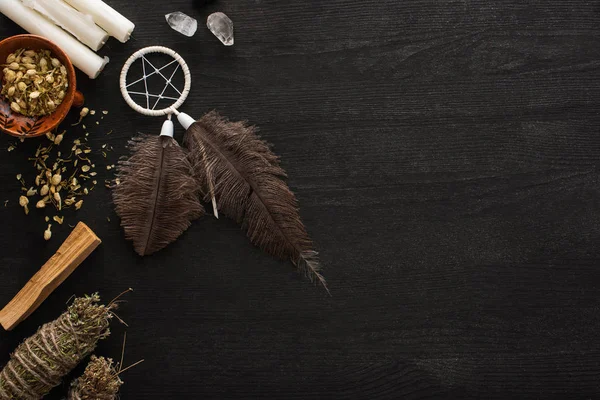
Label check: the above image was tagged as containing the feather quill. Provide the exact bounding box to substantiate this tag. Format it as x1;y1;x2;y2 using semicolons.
184;111;328;291
113;134;204;256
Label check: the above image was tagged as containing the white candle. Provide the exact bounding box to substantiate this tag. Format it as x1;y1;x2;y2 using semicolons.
63;0;134;43
0;0;109;79
23;0;109;51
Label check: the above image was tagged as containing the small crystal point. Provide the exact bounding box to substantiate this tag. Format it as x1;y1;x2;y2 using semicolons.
166;11;198;37
207;12;234;46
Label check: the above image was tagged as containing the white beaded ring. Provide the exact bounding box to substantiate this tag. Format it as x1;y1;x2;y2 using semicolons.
119;46;191;117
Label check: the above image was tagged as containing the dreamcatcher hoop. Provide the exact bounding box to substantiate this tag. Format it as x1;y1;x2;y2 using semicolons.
119;46;191;117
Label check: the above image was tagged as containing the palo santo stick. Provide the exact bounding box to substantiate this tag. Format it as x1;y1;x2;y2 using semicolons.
0;222;101;331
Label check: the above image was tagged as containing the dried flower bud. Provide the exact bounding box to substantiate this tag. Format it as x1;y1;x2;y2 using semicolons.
40;184;49;196
26;187;37;197
80;107;89;118
75;199;83;210
39;57;47;68
20;196;29;215
36;200;46;208
81;165;90;172
54;192;62;210
24;63;36;70
10;102;20;113
51;58;60;67
54;134;64;145
7;86;15;96
6;53;15;63
23;50;36;57
51;174;61;186
44;224;52;241
26;69;36;76
29;91;40;99
8;62;19;70
17;81;26;92
4;70;15;83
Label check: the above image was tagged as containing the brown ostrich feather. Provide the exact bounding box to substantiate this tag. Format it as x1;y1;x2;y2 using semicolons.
183;111;327;292
113;134;205;256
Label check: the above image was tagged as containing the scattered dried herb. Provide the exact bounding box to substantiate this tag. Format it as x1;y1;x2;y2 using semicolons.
18;195;28;214
73;107;89;126
11;121;113;239
44;223;52;240
22;132;97;218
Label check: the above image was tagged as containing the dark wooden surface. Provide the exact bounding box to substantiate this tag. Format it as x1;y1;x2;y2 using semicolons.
1;1;600;398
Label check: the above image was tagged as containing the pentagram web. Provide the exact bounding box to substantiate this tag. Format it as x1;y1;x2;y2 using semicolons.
120;46;191;117
126;57;182;110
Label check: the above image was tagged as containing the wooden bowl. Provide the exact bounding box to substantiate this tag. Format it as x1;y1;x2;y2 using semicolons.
0;34;84;138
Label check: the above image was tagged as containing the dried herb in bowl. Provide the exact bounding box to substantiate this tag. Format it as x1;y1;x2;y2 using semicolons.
1;48;69;117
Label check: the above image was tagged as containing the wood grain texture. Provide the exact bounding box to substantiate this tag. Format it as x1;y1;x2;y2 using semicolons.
0;0;599;398
0;222;101;331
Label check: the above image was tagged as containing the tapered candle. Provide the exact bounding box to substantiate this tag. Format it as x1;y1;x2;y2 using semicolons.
63;0;134;43
23;0;109;51
0;0;109;79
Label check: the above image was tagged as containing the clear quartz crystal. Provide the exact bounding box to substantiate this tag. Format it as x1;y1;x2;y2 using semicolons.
207;12;234;46
165;11;198;37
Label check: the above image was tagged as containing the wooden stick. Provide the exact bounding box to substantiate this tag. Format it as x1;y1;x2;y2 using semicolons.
0;222;101;331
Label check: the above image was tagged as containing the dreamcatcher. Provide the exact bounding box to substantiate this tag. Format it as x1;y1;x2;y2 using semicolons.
116;46;327;291
114;46;204;256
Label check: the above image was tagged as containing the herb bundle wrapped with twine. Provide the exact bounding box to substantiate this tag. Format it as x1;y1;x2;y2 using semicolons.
68;356;123;400
0;294;115;400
